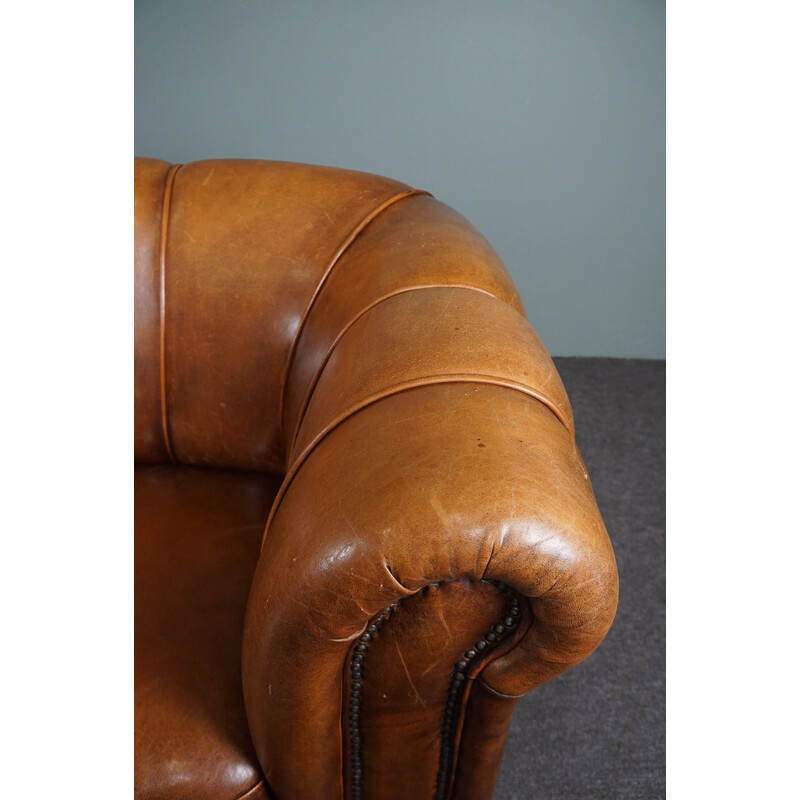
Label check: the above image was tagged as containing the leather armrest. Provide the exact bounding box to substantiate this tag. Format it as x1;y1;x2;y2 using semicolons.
242;282;618;798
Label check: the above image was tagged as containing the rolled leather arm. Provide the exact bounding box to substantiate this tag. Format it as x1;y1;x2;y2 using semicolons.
242;203;618;800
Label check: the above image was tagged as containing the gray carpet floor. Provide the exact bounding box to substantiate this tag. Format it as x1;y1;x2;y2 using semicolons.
494;357;665;799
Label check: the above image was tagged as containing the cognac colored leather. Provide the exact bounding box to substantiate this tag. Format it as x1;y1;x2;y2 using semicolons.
134;465;280;800
134;158;619;800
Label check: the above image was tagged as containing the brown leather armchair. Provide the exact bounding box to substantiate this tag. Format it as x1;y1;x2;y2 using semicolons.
135;158;618;800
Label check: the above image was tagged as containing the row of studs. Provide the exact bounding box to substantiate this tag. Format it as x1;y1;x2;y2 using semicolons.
434;581;521;800
347;601;398;800
346;581;522;800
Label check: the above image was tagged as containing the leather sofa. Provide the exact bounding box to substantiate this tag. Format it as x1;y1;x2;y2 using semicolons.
134;157;619;800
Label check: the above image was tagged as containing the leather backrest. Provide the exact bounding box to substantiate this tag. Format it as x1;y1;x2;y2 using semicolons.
134;158;556;474
134;158;415;471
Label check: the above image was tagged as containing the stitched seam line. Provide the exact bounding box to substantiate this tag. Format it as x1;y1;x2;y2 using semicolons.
276;188;431;452
159;163;182;464
287;284;516;456
263;377;570;550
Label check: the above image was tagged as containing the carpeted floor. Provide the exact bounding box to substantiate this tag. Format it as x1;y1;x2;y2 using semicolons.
494;357;665;799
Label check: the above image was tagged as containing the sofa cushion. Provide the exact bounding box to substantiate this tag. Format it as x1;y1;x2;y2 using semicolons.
135;465;281;800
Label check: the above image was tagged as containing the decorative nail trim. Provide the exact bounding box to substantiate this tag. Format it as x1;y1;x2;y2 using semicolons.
345;581;520;800
434;580;520;800
347;601;398;800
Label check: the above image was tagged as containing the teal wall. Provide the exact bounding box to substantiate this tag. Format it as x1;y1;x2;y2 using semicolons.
135;0;664;358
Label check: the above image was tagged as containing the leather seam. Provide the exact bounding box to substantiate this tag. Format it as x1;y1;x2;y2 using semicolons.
475;676;525;700
287;284;517;457
232;779;267;800
293;372;573;464
158;162;182;464
276;188;431;454
263;377;571;550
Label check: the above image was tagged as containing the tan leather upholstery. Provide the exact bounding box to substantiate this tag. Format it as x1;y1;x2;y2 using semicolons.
134;158;618;800
135;465;280;800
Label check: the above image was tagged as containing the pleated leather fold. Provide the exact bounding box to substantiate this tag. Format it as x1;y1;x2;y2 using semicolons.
290;286;574;470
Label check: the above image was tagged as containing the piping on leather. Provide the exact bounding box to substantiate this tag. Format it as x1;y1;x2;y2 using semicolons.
275;188;432;453
232;780;268;800
159;163;182;464
262;377;574;551
286;283;524;459
475;675;527;700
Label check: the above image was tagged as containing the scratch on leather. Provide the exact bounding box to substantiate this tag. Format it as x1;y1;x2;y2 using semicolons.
393;627;426;708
